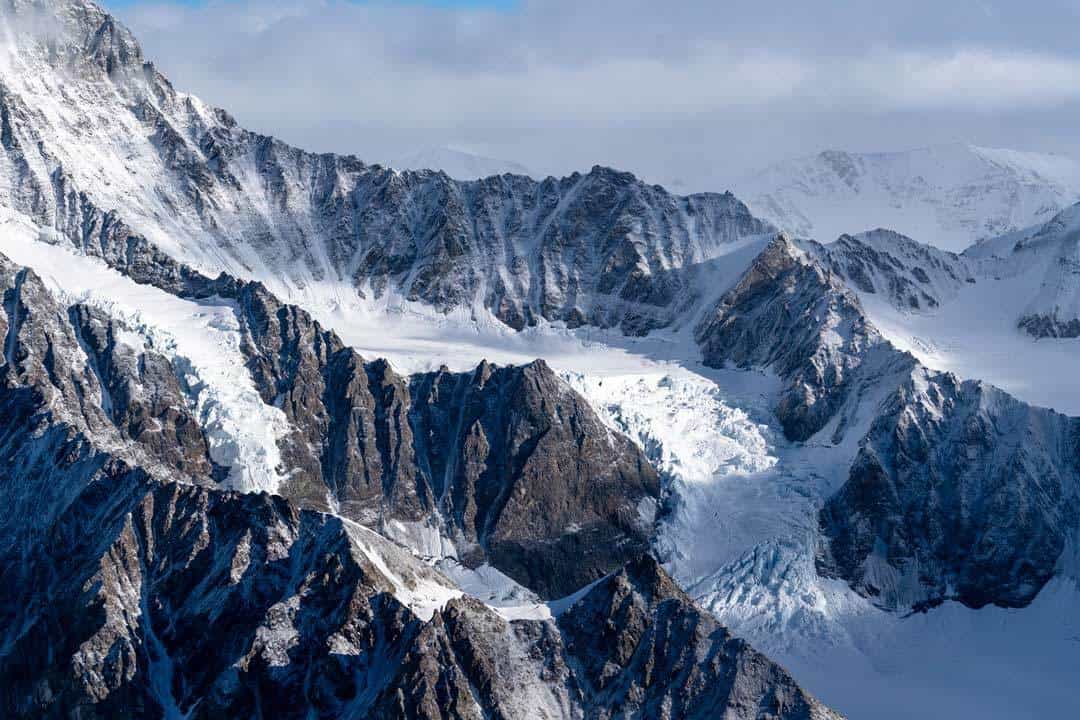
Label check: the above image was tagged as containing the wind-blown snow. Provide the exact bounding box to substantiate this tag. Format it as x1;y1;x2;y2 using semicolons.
0;209;289;493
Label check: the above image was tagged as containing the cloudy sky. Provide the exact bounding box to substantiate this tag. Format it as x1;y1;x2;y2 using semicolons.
104;0;1080;191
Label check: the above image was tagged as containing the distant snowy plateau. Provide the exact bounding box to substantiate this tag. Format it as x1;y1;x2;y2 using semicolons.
0;1;1077;719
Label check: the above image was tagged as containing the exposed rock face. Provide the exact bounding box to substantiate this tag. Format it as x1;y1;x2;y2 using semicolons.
3;479;840;720
556;556;840;720
1;471;450;720
0;242;659;601
0;0;775;336
818;371;1080;610
68;303;218;479
1017;313;1080;338
412;360;660;598
811;229;975;312
692;236;1080;612
695;234;905;442
0;254;213;654
388;556;842;720
233;280;661;598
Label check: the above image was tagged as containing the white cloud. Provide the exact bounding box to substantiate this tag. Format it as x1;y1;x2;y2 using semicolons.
846;50;1080;110
106;0;1080;188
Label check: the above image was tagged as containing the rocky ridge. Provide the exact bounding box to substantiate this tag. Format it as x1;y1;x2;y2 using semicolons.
692;234;1080;611
231;279;661;598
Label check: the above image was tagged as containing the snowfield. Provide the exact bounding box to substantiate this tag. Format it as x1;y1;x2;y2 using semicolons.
859;288;1080;416
838;210;1080;415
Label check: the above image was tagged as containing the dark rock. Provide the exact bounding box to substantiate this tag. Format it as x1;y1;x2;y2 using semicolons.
68;304;217;479
695;234;898;442
818;371;1080;610
233;281;660;598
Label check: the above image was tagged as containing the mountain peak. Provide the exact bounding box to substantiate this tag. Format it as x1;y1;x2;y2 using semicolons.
2;0;144;77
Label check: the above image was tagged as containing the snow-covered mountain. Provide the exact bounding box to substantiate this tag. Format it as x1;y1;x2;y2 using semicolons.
736;143;1080;251
0;253;837;717
0;0;775;335
0;199;835;718
392;146;536;180
0;1;1078;718
968;202;1080;339
807;213;1080;415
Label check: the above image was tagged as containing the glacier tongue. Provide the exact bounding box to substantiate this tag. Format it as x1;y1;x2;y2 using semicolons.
564;366;861;638
0;212;289;493
564;370;780;583
565;359;1080;720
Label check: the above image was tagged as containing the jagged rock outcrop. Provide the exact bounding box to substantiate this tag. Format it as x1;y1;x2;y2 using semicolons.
695;234;909;442
818;370;1080;610
0;254;217;482
385;555;841;720
1;470;452;719
808;204;1080;343
0;253;218;651
68;303;219;479
3;475;839;720
556;556;839;720
233;280;660;598
691;237;1080;611
811;229;976;311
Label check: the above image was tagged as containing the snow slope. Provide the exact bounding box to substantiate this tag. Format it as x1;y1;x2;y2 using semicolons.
858;277;1080;415
737;143;1080;251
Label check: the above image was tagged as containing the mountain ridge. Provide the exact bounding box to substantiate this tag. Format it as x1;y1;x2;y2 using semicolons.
0;0;776;336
